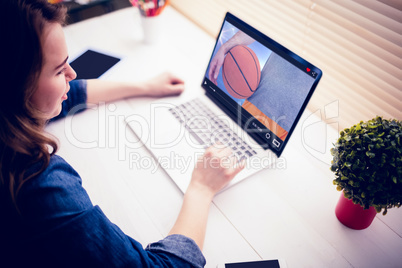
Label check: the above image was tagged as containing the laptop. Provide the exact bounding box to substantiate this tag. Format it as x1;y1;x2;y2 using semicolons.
126;12;322;193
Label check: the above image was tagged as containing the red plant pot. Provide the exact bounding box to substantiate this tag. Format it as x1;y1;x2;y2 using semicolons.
335;193;377;230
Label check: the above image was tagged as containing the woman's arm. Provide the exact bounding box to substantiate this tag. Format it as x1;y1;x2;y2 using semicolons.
86;72;185;104
87;72;245;251
169;145;245;250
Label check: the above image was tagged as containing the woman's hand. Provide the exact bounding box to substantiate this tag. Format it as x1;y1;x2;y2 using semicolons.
142;72;185;97
86;72;185;104
169;144;245;249
189;144;246;201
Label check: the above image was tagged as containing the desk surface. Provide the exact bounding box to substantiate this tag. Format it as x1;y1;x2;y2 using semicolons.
49;6;402;268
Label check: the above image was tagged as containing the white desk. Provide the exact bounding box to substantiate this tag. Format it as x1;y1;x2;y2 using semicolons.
48;6;402;268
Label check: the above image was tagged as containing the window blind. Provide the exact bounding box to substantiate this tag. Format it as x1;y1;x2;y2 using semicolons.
170;0;402;130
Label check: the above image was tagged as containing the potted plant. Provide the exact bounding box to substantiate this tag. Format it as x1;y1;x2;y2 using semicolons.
330;116;402;230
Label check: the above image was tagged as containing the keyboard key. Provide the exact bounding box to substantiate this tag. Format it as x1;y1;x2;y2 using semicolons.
169;99;254;157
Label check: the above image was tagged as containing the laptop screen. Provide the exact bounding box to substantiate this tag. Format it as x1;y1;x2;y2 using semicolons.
202;12;322;157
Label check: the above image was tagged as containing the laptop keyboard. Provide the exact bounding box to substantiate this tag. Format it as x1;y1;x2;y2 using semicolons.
169;98;256;161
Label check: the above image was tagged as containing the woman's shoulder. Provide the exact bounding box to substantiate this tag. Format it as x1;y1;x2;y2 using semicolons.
42;154;81;179
19;154;93;223
25;154;82;187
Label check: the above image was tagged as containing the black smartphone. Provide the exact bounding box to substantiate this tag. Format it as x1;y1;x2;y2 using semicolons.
217;259;286;268
69;49;120;80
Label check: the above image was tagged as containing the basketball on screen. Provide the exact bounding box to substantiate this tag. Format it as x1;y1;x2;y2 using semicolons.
222;45;261;99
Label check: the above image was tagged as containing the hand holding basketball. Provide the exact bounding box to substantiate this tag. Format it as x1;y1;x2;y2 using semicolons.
208;46;226;85
222;45;261;99
208;30;258;96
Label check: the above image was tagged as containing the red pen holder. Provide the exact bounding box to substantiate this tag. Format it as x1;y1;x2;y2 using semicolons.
335;193;377;230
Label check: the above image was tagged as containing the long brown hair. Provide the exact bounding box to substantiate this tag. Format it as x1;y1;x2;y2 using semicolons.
0;0;67;208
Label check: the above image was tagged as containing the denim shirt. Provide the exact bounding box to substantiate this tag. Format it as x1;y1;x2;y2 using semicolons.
0;80;206;267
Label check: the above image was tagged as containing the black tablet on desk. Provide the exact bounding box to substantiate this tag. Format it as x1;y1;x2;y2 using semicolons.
69;49;121;80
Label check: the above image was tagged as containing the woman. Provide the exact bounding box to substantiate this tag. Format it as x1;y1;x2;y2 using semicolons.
0;0;244;267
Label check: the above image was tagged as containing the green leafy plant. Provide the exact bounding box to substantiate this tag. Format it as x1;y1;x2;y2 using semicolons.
330;116;402;215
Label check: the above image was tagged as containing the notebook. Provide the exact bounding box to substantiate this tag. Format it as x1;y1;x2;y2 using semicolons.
126;12;322;193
